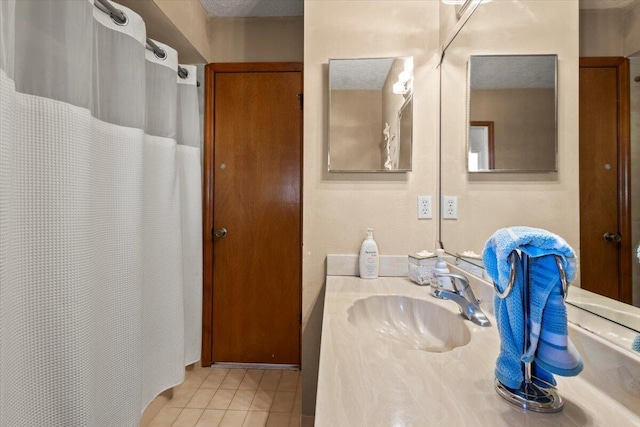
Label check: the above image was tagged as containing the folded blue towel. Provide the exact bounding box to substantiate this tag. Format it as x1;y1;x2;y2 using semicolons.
483;226;583;389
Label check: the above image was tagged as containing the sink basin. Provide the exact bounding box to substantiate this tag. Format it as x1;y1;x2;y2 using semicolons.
347;295;471;352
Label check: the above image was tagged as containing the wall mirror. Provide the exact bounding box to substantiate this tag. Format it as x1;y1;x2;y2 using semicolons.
438;0;640;336
328;57;413;172
468;55;557;172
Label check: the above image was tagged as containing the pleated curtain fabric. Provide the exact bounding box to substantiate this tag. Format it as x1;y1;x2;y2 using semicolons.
0;1;202;425
176;67;204;367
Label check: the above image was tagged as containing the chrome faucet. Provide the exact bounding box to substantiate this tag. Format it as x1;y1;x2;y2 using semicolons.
432;272;491;327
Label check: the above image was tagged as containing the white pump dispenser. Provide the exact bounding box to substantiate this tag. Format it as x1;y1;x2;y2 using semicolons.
359;228;379;279
433;249;454;292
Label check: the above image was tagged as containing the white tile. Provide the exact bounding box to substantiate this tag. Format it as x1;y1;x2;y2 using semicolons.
220;369;247;389
165;388;198;408
248;390;274;411
242;411;269;427
238;369;265;390
228;390;256;411
326;254;409;276
201;369;229;389
219;410;248;427
276;371;299;392
265;412;290;427
195;409;226;427
173;408;205;427
270;391;295;413
258;370;282;391
187;388;216;409
208;389;236;410
146;407;182;427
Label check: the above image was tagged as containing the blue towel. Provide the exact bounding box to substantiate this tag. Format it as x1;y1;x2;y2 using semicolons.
483;226;583;389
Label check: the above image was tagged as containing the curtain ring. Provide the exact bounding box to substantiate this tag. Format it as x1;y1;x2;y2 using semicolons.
153;47;167;61
94;0;128;26
146;39;167;61
110;9;128;26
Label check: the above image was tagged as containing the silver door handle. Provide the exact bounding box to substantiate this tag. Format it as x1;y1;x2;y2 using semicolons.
603;232;621;243
214;228;228;238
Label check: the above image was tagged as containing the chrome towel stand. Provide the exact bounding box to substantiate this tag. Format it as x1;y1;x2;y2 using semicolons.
494;250;568;413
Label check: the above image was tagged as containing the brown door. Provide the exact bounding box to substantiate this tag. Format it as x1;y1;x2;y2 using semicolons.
203;63;302;365
579;57;631;303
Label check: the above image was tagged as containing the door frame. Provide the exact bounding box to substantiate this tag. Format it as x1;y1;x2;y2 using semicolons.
579;57;631;303
202;62;304;366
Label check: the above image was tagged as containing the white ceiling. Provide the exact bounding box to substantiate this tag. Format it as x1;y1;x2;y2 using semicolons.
470;56;556;90
329;58;395;91
200;0;303;17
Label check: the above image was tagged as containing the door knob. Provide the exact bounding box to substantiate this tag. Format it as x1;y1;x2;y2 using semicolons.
214;228;228;238
603;232;621;243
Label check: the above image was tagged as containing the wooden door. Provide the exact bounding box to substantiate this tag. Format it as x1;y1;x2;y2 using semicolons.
203;63;302;365
579;57;631;303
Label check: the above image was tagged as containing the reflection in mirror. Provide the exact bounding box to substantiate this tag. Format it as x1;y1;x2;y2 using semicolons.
328;57;413;172
469;121;494;171
438;0;640;335
467;55;557;172
566;287;640;333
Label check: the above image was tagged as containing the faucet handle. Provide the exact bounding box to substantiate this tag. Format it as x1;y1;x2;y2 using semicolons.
435;272;479;305
436;272;469;282
434;272;469;292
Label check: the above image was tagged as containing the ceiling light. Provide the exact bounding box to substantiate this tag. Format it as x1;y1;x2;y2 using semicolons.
392;81;406;95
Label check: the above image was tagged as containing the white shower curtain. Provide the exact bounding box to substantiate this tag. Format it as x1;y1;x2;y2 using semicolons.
0;0;202;425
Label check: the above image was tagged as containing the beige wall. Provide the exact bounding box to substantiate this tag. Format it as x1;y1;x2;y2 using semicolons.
580;8;624;56
117;0;208;63
118;1;303;64
470;88;556;171
580;1;640;57
303;0;440;416
329;90;383;170
153;0;211;61
624;0;640;56
440;1;580;267
208;16;303;63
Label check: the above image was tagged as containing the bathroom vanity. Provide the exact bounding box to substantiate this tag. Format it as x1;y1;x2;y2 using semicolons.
315;262;640;426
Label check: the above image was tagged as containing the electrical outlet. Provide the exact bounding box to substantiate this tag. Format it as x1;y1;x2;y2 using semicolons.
442;196;458;220
417;195;432;219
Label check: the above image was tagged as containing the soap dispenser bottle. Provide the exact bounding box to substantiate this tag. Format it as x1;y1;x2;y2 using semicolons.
433;249;454;294
359;228;379;279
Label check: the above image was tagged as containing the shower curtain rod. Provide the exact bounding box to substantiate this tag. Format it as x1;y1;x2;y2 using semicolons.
94;0;195;84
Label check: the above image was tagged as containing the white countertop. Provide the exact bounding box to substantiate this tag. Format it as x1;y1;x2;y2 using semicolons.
315;276;640;427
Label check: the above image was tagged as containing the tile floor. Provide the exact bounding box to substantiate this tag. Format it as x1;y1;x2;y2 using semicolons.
147;367;302;427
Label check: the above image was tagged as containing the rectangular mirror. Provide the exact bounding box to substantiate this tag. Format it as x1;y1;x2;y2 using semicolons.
328;57;413;172
468;54;557;172
440;0;640;338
